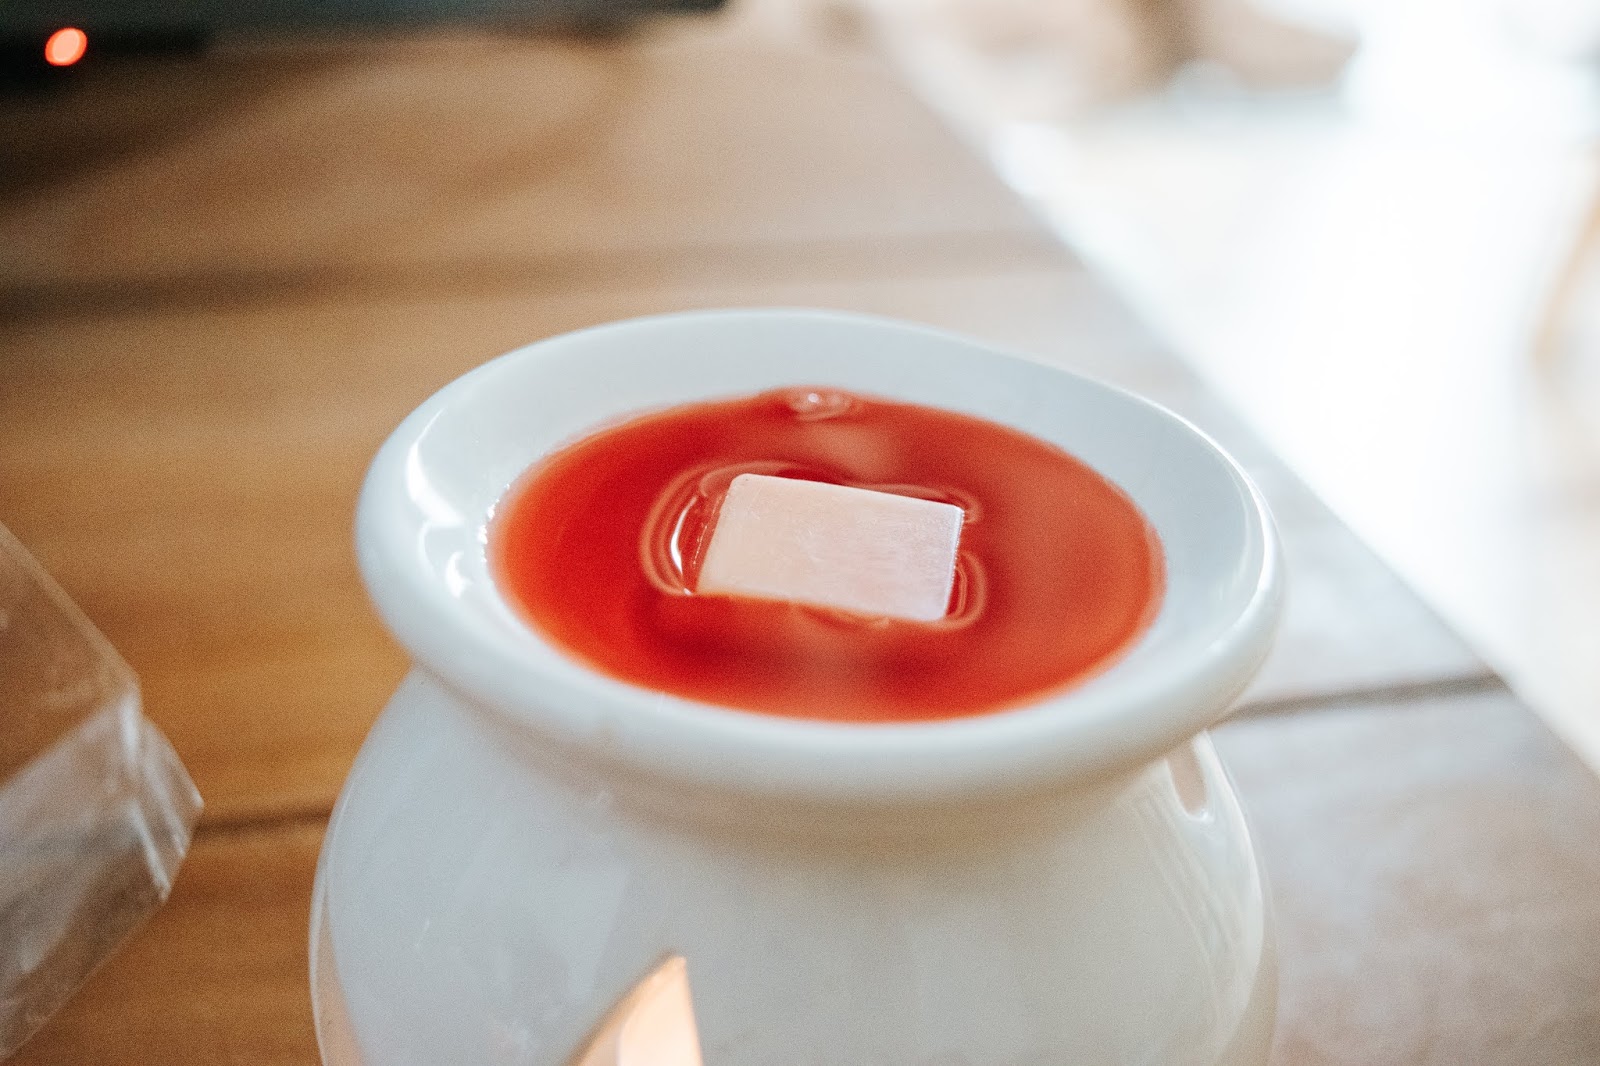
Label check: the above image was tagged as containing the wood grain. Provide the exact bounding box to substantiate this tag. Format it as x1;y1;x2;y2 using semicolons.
1218;689;1600;1064
0;27;1039;295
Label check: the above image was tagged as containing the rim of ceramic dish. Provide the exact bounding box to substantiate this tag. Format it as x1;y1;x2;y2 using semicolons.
355;309;1283;809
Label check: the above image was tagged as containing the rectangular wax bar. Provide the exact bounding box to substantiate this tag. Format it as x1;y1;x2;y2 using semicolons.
696;473;963;622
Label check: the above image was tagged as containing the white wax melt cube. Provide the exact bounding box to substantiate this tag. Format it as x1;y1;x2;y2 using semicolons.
696;473;963;622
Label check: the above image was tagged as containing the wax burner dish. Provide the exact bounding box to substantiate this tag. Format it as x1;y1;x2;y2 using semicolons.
313;309;1283;1065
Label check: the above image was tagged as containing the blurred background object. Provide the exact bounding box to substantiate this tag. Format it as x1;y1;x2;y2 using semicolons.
852;0;1600;774
2;0;722;35
0;0;722;88
0;523;202;1058
857;0;1352;121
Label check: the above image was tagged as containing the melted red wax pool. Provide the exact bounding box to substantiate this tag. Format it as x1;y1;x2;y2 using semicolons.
491;388;1164;723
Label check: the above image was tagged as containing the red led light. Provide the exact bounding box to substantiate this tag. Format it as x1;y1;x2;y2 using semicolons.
44;27;88;67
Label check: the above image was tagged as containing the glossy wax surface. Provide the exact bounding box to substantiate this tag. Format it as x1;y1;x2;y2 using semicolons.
492;388;1164;722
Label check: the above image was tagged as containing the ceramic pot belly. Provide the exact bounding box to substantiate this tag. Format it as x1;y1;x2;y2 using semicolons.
313;671;1275;1066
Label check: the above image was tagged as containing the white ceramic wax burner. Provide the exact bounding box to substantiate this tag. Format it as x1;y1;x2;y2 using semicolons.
311;310;1284;1066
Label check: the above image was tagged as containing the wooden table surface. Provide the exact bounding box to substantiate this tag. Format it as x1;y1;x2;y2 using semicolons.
3;7;1599;1063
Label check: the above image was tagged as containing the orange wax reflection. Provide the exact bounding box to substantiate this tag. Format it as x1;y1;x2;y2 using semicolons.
44;27;88;67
